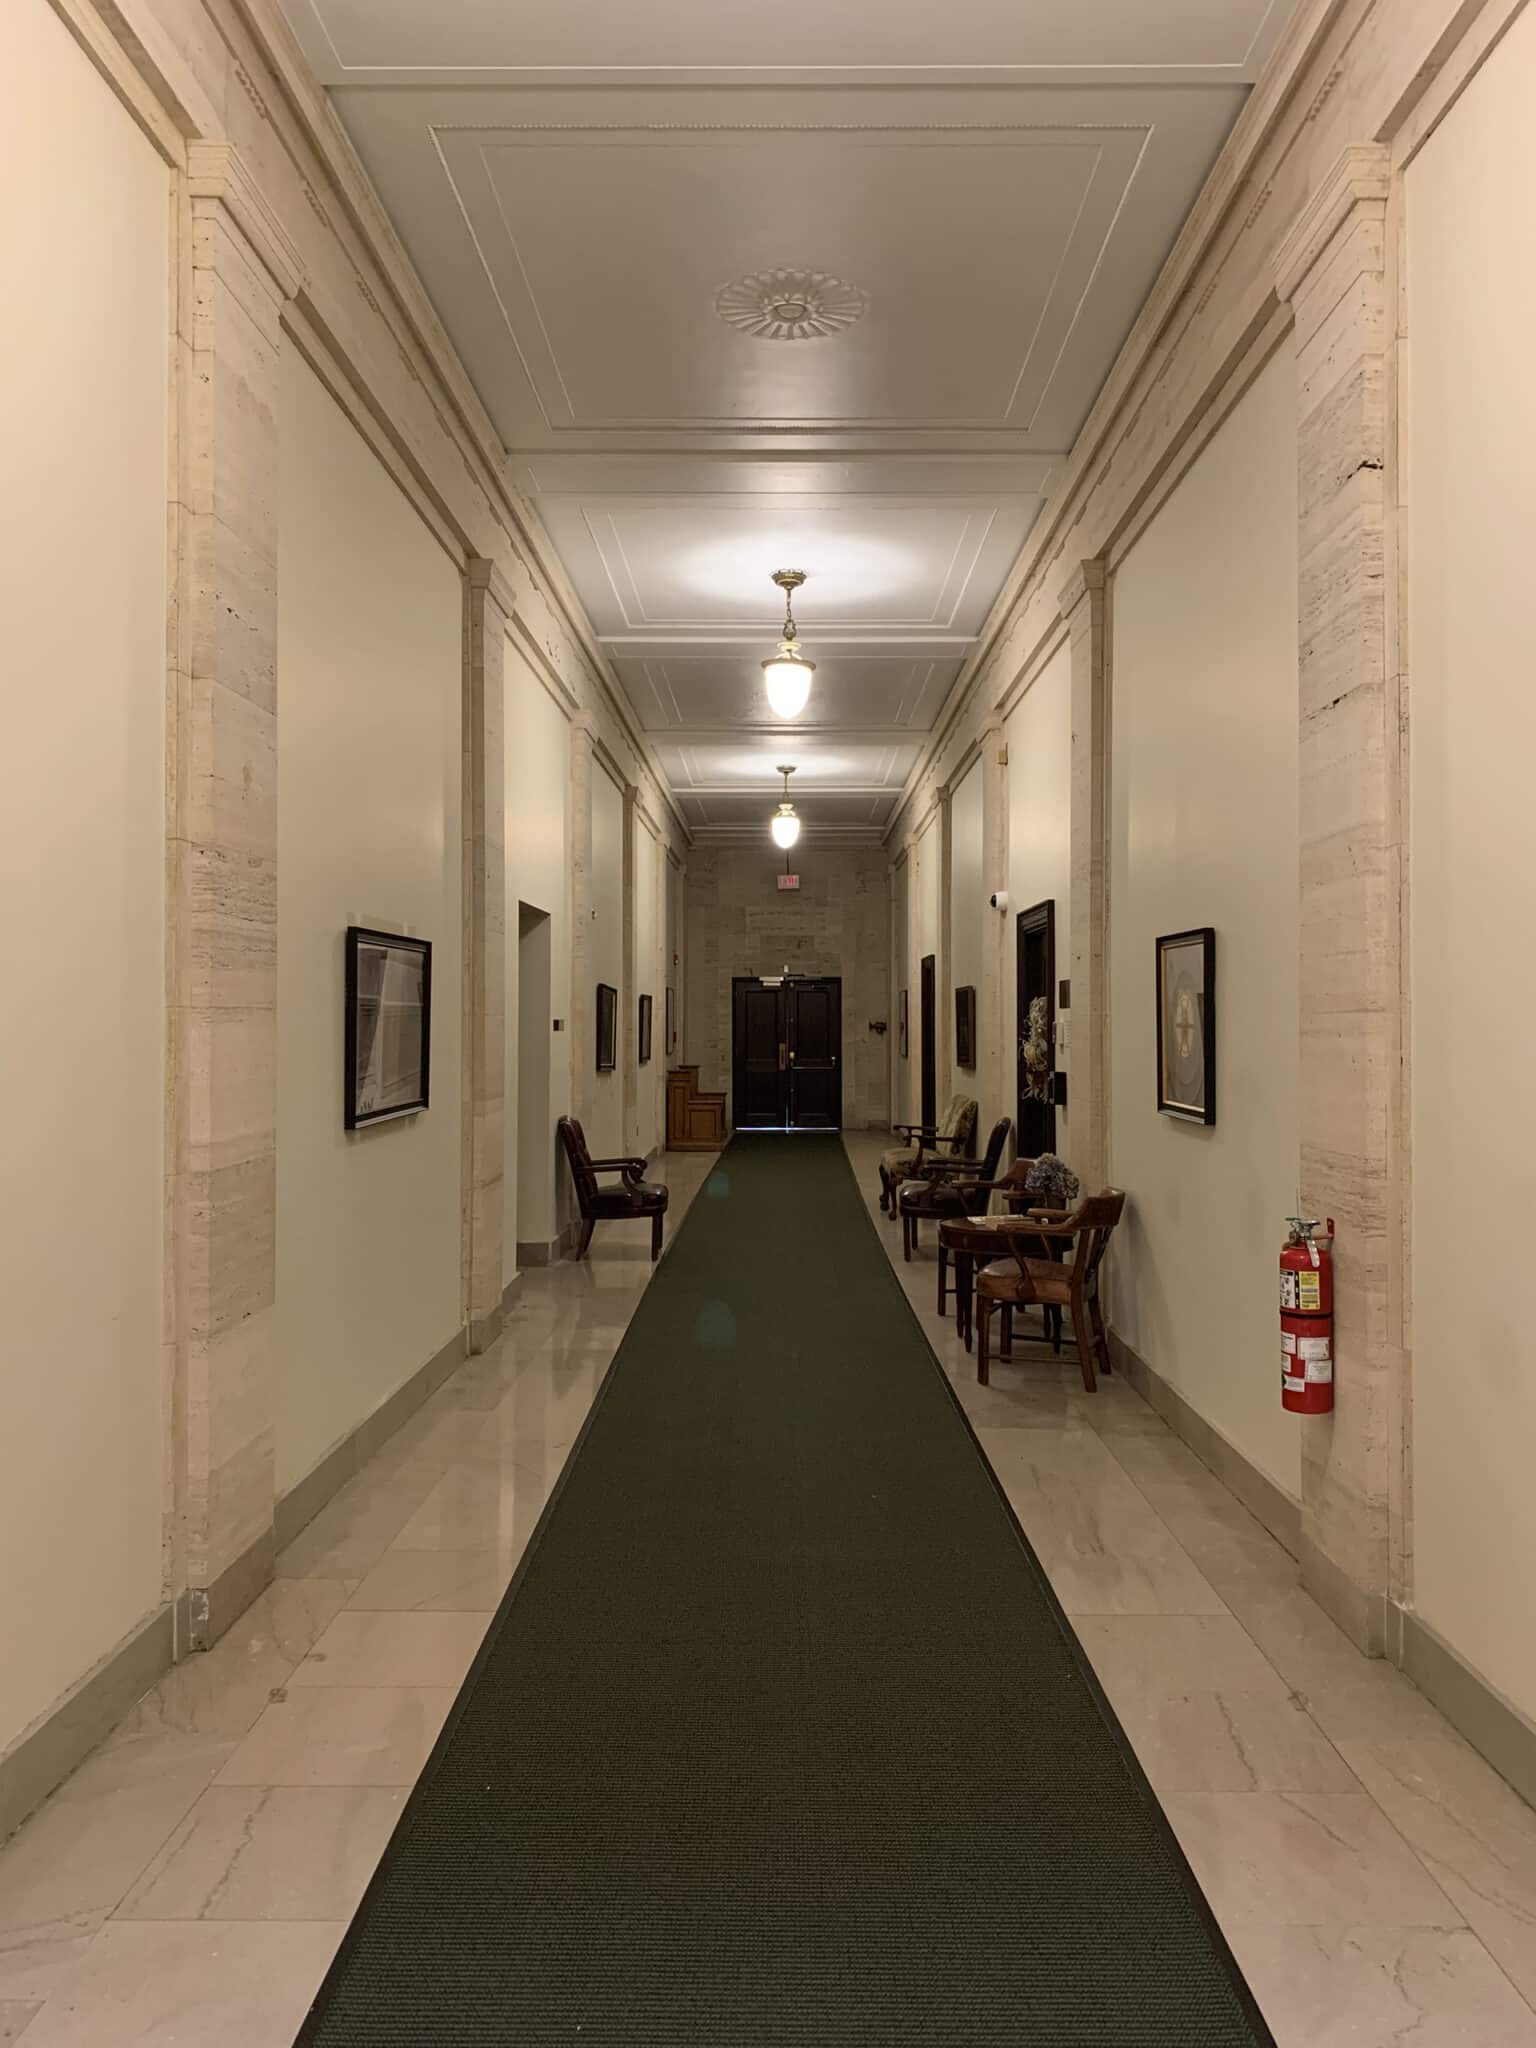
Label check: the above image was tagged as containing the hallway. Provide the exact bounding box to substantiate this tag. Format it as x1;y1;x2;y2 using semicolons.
0;1145;1532;2042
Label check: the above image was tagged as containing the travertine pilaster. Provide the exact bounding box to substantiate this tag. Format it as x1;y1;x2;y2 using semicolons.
1276;144;1400;1654
937;784;954;1086
1060;558;1109;1190
568;721;595;1129
172;143;303;1645
621;783;638;1151
979;726;1010;1131
462;562;509;1351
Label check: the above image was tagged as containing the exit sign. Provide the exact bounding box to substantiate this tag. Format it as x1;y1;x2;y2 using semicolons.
777;873;800;891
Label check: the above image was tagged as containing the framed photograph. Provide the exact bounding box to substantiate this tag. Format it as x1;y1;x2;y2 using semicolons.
899;988;909;1060
595;982;618;1072
665;985;675;1060
344;926;431;1130
1156;927;1216;1124
638;992;654;1065
955;984;977;1069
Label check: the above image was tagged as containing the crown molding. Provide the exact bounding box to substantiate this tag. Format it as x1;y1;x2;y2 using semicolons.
186;140;306;300
1056;556;1107;620
1274;142;1392;302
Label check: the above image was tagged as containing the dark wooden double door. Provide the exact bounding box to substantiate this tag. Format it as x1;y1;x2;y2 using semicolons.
731;977;842;1130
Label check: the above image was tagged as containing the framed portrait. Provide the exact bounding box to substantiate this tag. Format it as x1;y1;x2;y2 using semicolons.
595;982;618;1072
899;988;909;1060
1156;928;1216;1124
638;992;654;1065
955;984;977;1069
344;926;431;1130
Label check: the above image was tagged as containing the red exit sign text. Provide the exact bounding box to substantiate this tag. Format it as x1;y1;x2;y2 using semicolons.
777;873;800;891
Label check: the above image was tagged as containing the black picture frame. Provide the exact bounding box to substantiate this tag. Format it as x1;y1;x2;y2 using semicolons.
344;926;431;1130
638;992;653;1065
955;984;977;1069
1156;927;1216;1124
595;982;618;1072
898;988;909;1060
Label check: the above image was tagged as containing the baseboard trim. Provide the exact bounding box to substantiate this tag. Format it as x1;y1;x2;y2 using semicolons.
274;1325;469;1554
516;1234;564;1268
0;1603;174;1843
1107;1329;1301;1557
500;1270;524;1314
177;1527;278;1654
1396;1608;1536;1813
1299;1530;1388;1659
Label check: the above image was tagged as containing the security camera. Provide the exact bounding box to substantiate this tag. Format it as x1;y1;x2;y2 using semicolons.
990;890;1009;913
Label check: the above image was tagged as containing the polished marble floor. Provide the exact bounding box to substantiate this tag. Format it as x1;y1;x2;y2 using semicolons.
1;1134;1533;2043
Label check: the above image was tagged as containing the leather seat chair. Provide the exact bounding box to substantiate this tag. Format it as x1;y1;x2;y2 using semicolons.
557;1116;669;1261
896;1117;1013;1260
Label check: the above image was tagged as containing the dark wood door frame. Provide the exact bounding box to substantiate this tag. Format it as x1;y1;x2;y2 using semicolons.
1015;900;1058;1158
919;954;937;1132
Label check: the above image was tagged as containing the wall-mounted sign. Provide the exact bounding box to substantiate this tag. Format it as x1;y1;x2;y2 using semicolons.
777;873;800;891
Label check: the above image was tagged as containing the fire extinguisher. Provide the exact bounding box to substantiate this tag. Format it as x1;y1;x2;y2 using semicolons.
1281;1217;1334;1415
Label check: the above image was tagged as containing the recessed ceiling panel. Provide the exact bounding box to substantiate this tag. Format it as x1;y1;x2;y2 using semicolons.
614;656;962;733
436;122;1143;432
543;498;1032;635
656;739;917;789
292;0;1282;80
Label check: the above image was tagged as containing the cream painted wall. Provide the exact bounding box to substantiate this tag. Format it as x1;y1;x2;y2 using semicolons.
633;820;661;1157
949;762;984;1103
589;766;626;1158
504;643;572;1261
893;856;911;1125
1108;345;1300;1498
1408;3;1536;1721
1005;644;1072;1154
276;348;464;1495
0;0;168;1754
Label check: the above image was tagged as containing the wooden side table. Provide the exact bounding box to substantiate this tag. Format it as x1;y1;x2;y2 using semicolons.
937;1215;1063;1355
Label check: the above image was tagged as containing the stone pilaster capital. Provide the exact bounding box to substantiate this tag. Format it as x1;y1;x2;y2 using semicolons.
934;781;951;807
466;557;517;623
1274;143;1391;305
186;141;306;302
1056;557;1106;622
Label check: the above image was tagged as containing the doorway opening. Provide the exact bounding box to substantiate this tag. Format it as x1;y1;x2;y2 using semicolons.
515;904;554;1265
919;954;937;1130
1015;900;1058;1158
730;976;842;1130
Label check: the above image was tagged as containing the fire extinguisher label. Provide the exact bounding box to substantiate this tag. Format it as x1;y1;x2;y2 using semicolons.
1281;1269;1323;1311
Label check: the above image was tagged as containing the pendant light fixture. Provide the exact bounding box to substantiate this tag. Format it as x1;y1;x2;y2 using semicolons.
769;764;801;850
762;569;815;720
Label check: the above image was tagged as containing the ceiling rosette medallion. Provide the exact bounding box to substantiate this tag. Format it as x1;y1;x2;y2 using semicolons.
714;268;868;343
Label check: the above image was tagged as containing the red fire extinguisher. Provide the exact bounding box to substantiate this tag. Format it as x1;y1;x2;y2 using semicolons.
1281;1217;1334;1415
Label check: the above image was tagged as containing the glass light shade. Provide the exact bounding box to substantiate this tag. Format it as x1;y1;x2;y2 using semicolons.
762;649;815;720
770;805;801;850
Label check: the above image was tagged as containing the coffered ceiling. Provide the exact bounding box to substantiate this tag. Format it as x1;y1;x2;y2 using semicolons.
284;0;1287;843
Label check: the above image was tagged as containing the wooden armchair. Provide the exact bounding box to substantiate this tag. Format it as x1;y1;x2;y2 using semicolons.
878;1094;976;1215
975;1190;1126;1392
896;1118;1013;1260
557;1116;669;1261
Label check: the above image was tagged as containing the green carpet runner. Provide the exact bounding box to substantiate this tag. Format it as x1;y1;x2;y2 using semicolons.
298;1134;1273;2045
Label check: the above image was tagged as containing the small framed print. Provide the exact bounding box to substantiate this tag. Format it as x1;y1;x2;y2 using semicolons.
955;984;977;1070
344;927;431;1130
638;992;654;1065
595;982;618;1072
898;988;909;1060
1156;928;1216;1125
